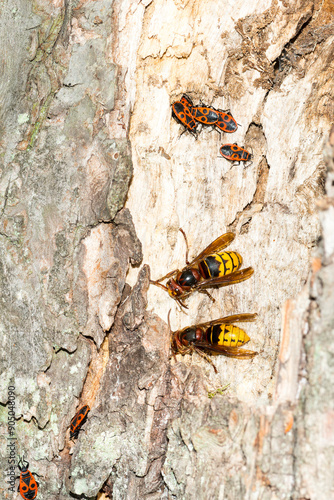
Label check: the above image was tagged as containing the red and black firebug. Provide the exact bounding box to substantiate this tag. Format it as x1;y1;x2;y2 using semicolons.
219;143;251;163
171;99;198;135
70;404;90;440
17;458;38;500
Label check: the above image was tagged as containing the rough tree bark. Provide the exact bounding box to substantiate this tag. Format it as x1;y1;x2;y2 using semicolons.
0;1;333;499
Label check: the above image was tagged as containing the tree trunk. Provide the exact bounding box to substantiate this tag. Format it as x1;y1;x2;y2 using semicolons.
1;0;333;499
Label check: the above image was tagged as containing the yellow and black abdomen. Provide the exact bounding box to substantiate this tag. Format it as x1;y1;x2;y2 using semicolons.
206;324;250;347
198;251;242;279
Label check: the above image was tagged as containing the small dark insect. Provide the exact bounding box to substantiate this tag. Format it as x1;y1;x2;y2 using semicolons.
70;404;90;440
170;313;258;373
150;229;254;309
220;143;251;164
17;457;38;500
207;384;230;399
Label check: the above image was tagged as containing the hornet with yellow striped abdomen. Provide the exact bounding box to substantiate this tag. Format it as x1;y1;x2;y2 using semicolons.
170;313;258;372
150;230;254;308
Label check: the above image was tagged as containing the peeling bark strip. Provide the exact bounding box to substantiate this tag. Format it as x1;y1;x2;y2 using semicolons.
81;209;142;347
0;0;334;499
70;266;174;498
